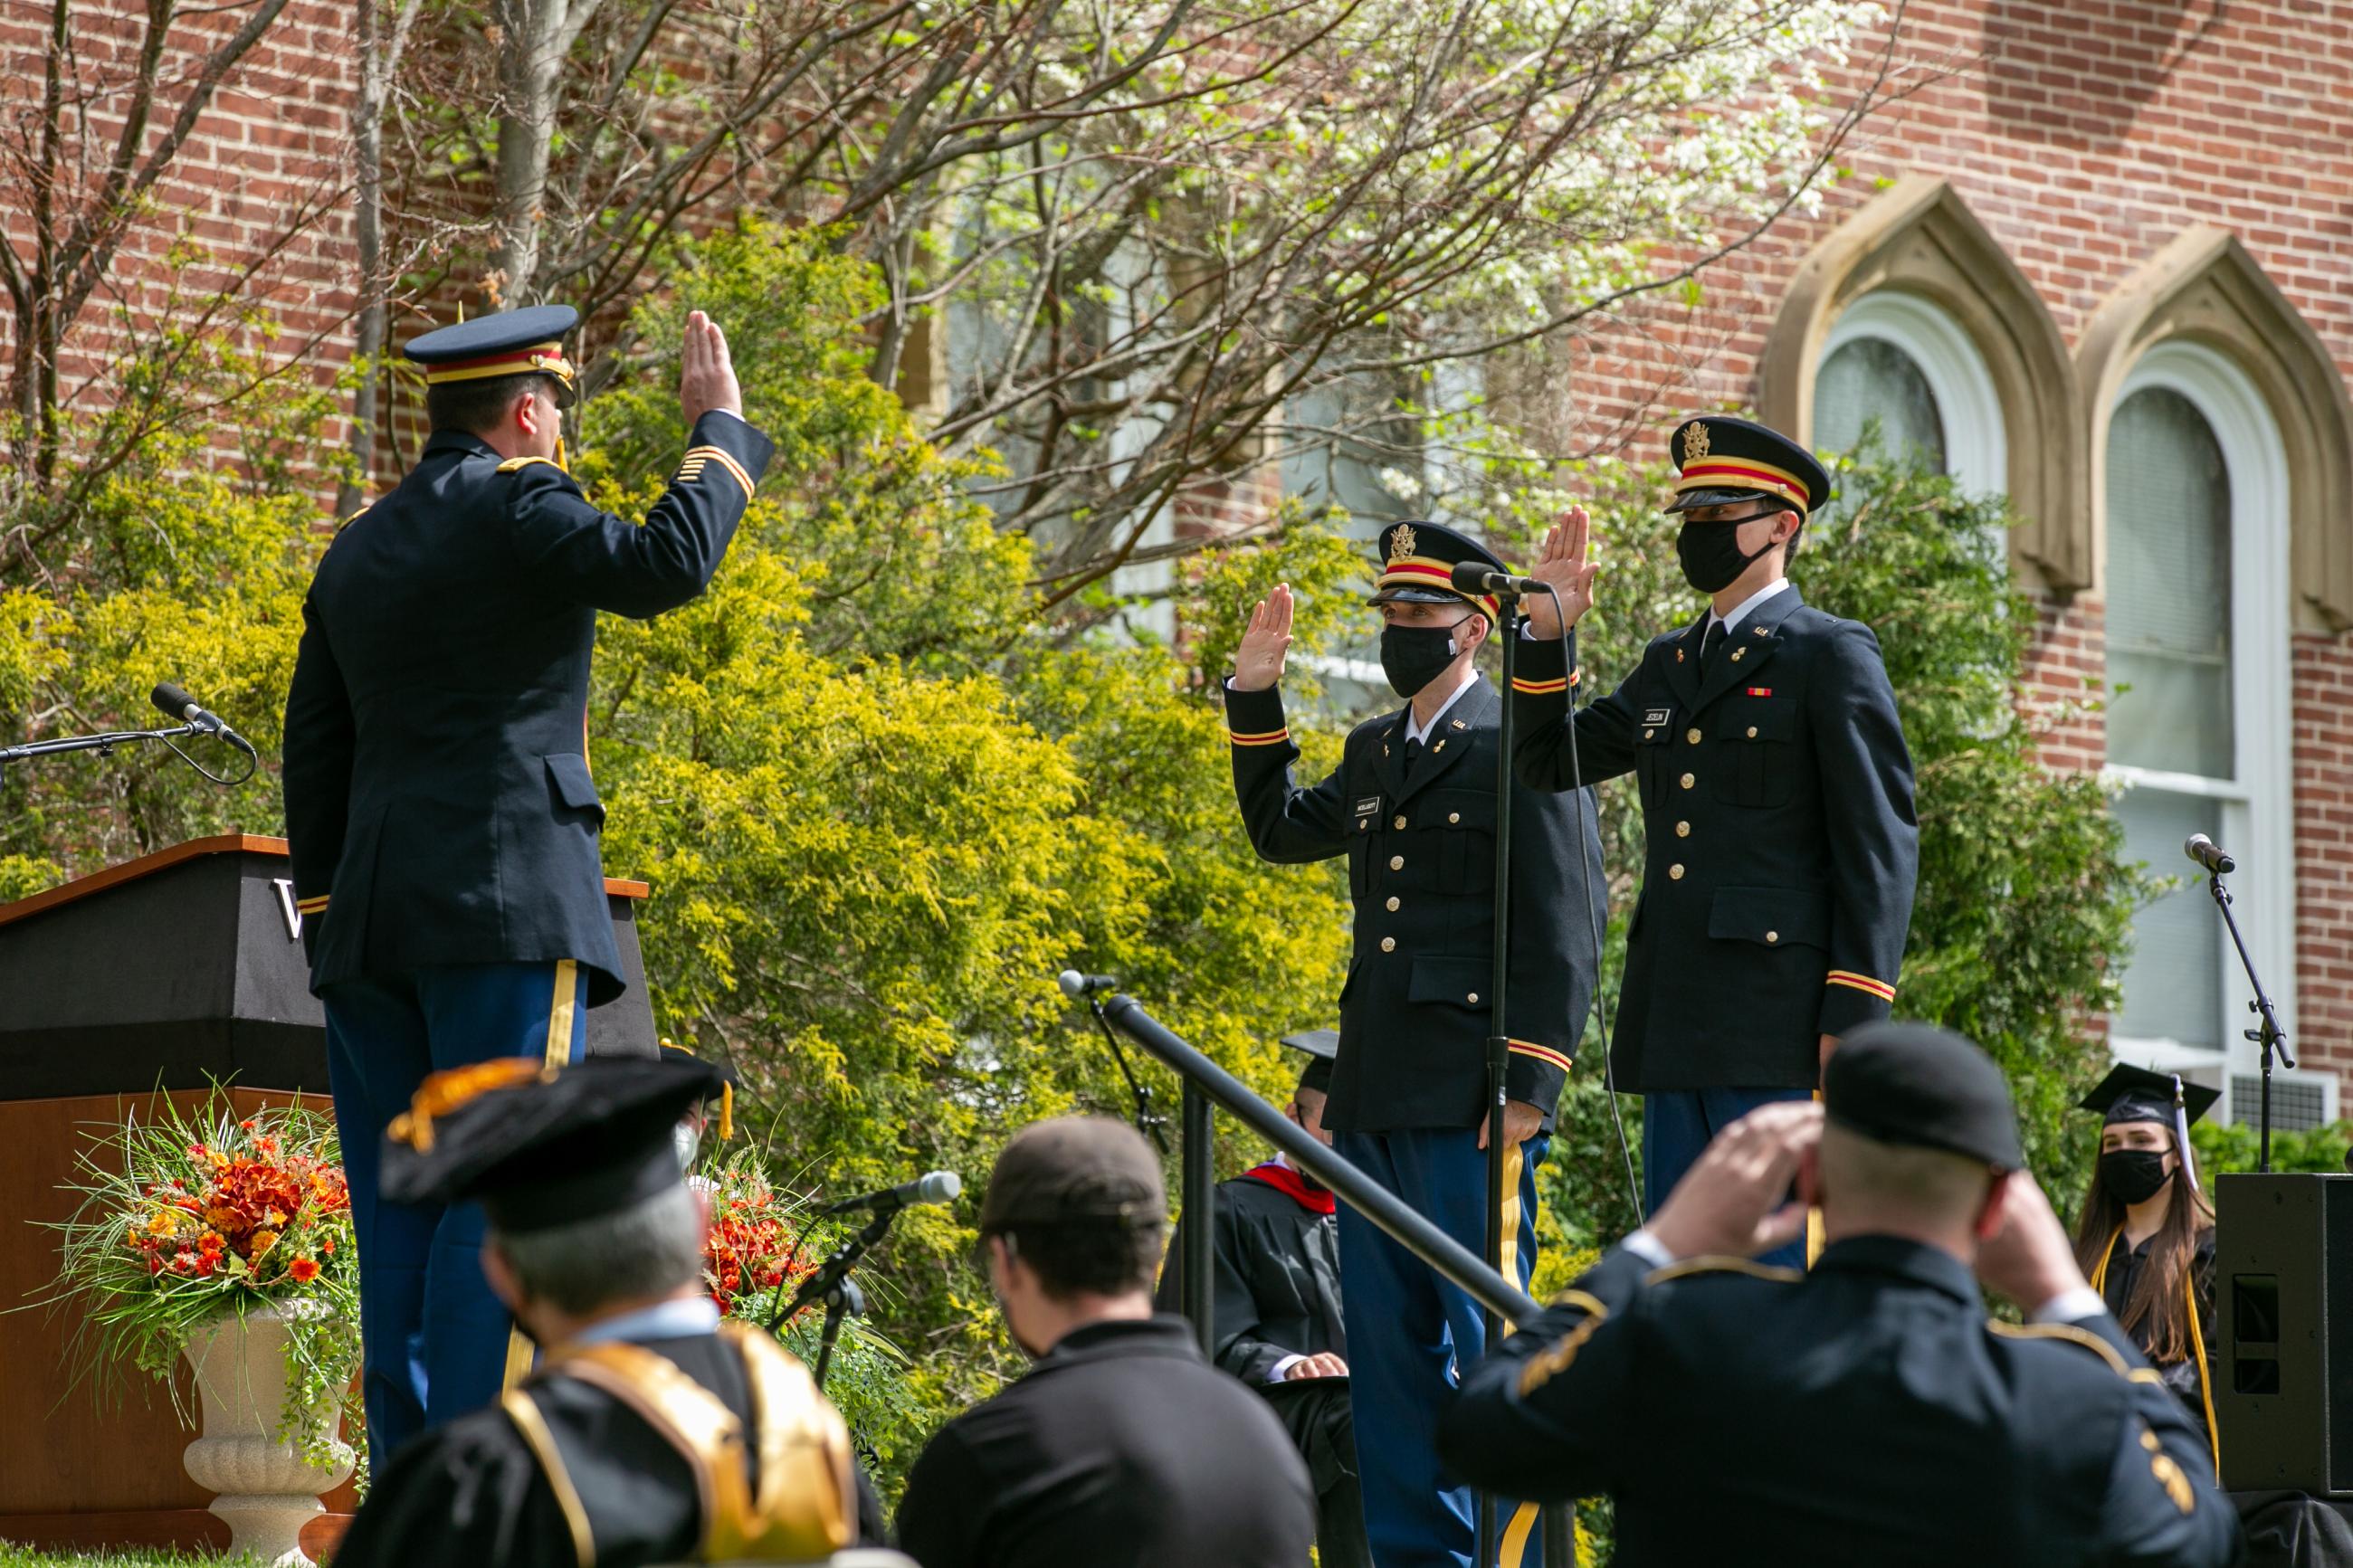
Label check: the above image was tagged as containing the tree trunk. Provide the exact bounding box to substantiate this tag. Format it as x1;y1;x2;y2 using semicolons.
491;0;587;305
341;0;422;516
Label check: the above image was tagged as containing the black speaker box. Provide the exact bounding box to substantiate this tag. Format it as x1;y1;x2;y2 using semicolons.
2216;1172;2353;1497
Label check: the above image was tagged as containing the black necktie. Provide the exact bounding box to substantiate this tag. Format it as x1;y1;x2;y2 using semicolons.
1403;735;1425;776
1700;617;1728;670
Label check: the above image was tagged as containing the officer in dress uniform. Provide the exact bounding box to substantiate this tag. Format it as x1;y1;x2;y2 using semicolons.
1154;1029;1368;1568
1513;416;1918;1263
1224;521;1605;1567
1439;1021;2243;1568
281;305;772;1463
333;1053;888;1568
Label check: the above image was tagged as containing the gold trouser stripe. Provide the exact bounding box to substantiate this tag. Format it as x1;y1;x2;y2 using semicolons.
503;1388;598;1567
502;959;585;1393
1806;1088;1824;1268
1499;1137;1527;1335
1499;1500;1541;1567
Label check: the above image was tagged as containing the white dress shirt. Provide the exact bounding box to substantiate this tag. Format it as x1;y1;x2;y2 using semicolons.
1405;668;1479;745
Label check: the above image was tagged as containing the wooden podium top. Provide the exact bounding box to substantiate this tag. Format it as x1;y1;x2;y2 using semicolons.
0;832;651;934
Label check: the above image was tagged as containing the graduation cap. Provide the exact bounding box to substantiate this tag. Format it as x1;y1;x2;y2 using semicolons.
1280;1028;1338;1097
403;303;581;408
2081;1062;2219;1193
1368;520;1508;625
381;1054;727;1235
1664;415;1833;518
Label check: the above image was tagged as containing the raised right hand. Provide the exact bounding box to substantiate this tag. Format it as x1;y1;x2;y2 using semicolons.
1231;583;1294;693
1973;1171;2091;1316
679;309;743;427
1523;507;1600;641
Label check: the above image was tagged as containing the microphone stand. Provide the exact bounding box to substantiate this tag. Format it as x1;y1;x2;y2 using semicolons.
1086;996;1169;1154
0;723;198;767
2206;869;2293;1173
1477;589;1526;1568
768;1205;900;1392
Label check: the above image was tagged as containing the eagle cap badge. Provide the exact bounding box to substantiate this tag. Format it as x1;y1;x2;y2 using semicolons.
1389;522;1418;562
1681;421;1710;465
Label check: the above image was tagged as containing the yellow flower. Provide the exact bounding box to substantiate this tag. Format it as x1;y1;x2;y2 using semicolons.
249;1229;281;1259
145;1212;178;1237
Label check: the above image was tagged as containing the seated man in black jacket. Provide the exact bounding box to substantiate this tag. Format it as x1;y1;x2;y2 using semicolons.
898;1117;1314;1568
1440;1022;2241;1568
1156;1029;1366;1568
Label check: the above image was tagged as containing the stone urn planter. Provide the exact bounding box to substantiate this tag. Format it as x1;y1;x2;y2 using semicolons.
180;1306;356;1568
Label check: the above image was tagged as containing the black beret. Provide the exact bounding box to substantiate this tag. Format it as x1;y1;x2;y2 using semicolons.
978;1117;1165;1233
1824;1020;2024;1170
381;1054;725;1234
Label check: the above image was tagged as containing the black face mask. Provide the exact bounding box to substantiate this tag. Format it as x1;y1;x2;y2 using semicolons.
1380;621;1465;699
1675;512;1781;594
2100;1147;2175;1206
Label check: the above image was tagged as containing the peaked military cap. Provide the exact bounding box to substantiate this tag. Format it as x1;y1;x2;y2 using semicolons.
2081;1061;2221;1130
1824;1019;2024;1171
381;1054;725;1234
1281;1027;1338;1096
403;303;581;408
1665;414;1833;517
1368;519;1506;623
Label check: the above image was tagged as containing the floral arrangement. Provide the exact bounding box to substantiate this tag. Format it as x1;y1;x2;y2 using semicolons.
43;1090;360;1468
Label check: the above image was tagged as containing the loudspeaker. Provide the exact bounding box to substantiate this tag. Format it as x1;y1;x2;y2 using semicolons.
2216;1173;2353;1496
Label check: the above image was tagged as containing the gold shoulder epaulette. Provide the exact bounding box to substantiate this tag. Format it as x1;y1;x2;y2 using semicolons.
1643;1256;1804;1287
1987;1319;2151;1381
337;500;372;533
498;455;565;475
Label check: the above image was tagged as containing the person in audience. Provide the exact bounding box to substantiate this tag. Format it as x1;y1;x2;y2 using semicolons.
335;1054;882;1568
896;1117;1315;1568
1438;1021;2242;1567
2074;1062;2222;1462
1155;1029;1367;1568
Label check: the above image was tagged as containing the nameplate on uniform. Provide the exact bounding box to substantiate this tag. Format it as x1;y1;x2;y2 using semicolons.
1642;708;1672;727
1355;797;1381;816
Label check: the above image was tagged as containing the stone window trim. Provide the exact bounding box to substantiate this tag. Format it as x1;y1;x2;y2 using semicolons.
2079;227;2353;634
1758;174;2082;585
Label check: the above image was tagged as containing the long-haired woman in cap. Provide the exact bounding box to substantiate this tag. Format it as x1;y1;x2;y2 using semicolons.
2071;1062;2221;1462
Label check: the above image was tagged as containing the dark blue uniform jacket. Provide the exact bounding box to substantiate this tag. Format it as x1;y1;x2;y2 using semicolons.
1510;585;1917;1091
1225;675;1605;1133
281;413;773;1004
1441;1237;2243;1568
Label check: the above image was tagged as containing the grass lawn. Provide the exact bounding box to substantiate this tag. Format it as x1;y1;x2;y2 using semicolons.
0;1552;266;1566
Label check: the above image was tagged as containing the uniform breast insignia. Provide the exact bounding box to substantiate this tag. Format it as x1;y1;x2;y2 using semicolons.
1681;422;1710;463
1746;688;1772;698
1729;648;1745;662
1450;718;1469;731
1389;522;1418;561
1643;708;1672;727
1676;648;1685;663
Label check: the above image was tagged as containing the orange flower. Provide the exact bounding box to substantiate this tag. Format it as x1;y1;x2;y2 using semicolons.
320;1236;336;1256
249;1229;280;1259
288;1257;319;1284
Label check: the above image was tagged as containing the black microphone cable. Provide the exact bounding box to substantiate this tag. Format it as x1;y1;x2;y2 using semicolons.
1537;582;1643;1226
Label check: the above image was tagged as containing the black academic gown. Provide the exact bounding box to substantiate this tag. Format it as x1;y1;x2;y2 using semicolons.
1156;1167;1367;1568
2099;1225;2221;1445
333;1330;883;1568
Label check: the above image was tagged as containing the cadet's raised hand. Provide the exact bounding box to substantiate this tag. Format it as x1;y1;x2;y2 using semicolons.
1643;1099;1821;1262
1232;583;1295;693
1973;1171;2089;1316
679;310;743;428
1523;507;1600;641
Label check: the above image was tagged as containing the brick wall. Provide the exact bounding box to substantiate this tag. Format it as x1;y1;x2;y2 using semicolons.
1552;0;2353;1110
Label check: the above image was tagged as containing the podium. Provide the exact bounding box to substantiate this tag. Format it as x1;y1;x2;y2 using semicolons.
0;835;658;1552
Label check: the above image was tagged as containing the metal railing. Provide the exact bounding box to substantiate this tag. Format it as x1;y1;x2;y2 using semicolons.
1099;993;1571;1565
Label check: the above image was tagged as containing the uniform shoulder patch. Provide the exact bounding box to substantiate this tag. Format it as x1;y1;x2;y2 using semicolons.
496;455;565;476
1643;1256;1803;1287
1986;1319;2135;1378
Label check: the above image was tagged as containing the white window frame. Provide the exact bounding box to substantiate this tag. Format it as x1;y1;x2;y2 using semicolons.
2102;339;2297;1117
1818;290;2007;500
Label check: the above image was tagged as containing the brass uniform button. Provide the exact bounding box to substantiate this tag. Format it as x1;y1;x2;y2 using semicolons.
1380;936;1396;953
1686;727;1701;745
1389;855;1404;870
1747;725;1758;739
1468;992;1481;1004
1767;931;1780;945
1669;864;1685;880
1680;773;1695;790
1386;896;1401;912
1448;812;1461;824
1395;814;1407;830
1676;821;1691;838
1643;727;1654;739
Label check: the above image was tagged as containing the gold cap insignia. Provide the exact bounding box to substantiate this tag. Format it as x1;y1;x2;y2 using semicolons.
1389;522;1418;562
1681;422;1710;465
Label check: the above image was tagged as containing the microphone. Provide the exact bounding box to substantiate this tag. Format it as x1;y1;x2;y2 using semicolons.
152;681;258;757
1450;561;1547;597
1058;969;1119;998
2184;834;2236;876
818;1170;962;1216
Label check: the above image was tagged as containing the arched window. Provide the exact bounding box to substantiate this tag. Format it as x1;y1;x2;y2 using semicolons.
2105;340;2296;1091
1812;290;2006;498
